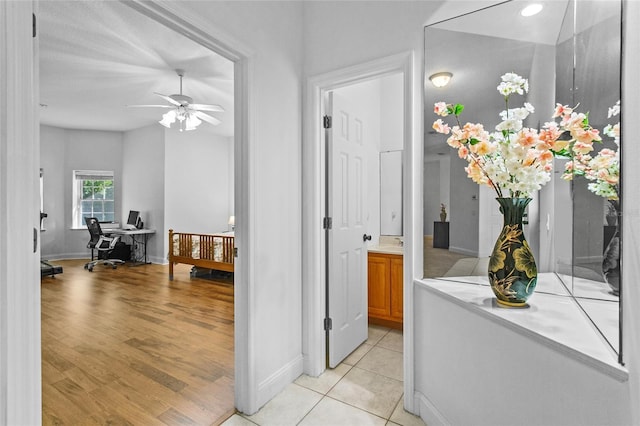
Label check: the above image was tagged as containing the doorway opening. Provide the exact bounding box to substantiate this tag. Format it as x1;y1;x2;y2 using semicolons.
324;74;404;368
303;52;421;412
37;1;248;422
304;51;414;412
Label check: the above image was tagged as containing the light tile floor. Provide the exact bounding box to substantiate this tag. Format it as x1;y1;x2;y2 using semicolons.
222;325;426;426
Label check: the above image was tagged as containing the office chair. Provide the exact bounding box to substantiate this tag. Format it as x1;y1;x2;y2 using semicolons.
84;217;125;272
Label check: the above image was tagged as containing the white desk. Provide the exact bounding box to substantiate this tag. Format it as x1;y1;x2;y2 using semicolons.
109;228;156;264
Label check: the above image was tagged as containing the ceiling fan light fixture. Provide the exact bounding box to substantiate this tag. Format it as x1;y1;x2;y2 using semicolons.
130;69;223;131
159;110;176;128
185;114;202;131
429;72;453;88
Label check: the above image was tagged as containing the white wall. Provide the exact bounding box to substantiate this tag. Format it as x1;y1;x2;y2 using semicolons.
165;1;305;412
380;73;404;236
122;124;165;264
40;125;124;259
40;125;67;258
448;152;479;255
303;2;640;425
164;126;233;233
621;1;640;421
380;73;404;152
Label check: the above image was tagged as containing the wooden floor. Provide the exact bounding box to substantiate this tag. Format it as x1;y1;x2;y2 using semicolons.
41;259;235;425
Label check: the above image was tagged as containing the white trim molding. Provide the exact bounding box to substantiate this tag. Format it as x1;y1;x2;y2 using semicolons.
302;51;417;412
121;0;257;414
0;1;42;424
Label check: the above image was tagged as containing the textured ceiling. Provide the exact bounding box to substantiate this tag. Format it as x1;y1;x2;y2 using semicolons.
38;1;234;135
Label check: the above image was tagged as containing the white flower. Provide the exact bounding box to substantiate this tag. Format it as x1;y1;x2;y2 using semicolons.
496;118;522;133
608;100;620;118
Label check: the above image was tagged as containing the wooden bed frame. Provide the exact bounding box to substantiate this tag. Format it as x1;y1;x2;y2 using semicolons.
168;229;234;280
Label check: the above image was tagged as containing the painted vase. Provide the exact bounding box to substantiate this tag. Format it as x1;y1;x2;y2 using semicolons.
488;198;537;307
603;200;620;296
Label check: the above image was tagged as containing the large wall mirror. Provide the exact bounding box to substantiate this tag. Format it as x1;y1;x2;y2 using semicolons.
423;0;623;361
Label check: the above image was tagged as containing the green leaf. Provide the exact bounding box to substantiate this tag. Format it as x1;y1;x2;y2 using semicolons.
551;148;571;158
469;138;480;145
453;104;465;115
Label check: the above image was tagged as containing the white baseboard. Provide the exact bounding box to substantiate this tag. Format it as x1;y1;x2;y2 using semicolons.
40;253;87;261
256;354;304;411
448;246;478;257
41;253;166;265
414;391;450;426
575;255;603;263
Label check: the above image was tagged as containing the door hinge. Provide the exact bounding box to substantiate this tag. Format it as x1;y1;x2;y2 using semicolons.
324;317;332;331
233;247;238;257
323;115;332;129
33;13;37;38
323;217;332;230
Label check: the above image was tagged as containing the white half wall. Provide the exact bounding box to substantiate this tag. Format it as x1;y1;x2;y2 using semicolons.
414;280;632;426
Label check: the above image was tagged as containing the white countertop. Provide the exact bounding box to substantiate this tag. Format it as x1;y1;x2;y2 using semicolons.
417;273;626;380
368;245;403;255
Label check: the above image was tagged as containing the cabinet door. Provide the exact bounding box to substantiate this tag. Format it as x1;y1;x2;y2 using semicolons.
390;256;403;321
368;255;390;318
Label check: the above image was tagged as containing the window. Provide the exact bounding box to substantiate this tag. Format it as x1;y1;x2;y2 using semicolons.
72;170;115;228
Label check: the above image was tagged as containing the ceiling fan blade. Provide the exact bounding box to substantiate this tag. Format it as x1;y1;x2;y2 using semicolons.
126;104;172;108
190;103;225;112
194;110;221;126
154;92;182;107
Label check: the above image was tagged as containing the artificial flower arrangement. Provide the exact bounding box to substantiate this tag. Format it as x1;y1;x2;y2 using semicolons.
551;100;620;201
432;72;607;200
432;73;558;198
431;72;609;306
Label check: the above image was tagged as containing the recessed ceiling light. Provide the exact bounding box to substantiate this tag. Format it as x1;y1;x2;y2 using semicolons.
521;3;543;17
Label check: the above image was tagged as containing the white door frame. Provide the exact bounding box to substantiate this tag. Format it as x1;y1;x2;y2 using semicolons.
0;2;41;423
0;0;259;417
302;51;417;412
122;1;256;413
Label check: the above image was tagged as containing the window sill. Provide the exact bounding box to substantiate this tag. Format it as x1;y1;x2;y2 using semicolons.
71;222;119;231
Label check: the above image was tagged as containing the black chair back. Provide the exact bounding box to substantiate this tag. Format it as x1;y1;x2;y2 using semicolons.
85;217;102;249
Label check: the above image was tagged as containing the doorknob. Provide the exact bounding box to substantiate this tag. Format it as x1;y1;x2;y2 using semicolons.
363;234;372;242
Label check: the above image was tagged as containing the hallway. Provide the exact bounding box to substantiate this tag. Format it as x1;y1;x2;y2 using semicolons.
223;326;424;426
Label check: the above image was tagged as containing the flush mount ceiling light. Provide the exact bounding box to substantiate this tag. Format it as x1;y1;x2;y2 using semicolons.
128;69;224;132
521;3;543;17
429;72;453;88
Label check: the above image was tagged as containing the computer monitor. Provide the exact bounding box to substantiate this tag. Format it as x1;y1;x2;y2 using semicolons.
125;210;139;230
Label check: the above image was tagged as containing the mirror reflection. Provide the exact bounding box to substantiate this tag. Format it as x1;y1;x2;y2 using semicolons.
380;150;402;236
423;0;621;358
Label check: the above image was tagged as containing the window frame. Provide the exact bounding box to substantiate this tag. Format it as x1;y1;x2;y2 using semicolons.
72;170;116;229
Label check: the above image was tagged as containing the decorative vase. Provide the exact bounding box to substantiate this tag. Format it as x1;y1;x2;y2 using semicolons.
440;212;447;222
488;198;537;307
603;200;620;296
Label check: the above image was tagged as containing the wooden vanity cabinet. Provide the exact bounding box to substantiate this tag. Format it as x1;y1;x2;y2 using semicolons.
367;252;403;329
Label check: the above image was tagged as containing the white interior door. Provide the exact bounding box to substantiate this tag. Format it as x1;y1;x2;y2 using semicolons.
326;91;368;368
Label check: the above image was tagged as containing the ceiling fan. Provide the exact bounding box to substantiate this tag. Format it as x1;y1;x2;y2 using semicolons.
128;69;224;131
